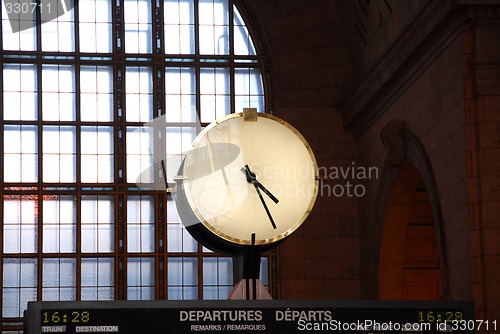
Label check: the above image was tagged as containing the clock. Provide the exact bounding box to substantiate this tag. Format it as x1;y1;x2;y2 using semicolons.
175;111;318;254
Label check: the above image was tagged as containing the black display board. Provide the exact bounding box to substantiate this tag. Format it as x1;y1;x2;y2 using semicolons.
25;300;478;334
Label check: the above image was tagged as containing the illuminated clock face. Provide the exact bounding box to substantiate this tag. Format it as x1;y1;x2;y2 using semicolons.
178;112;318;246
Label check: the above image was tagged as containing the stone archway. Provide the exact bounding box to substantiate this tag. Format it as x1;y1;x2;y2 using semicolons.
369;120;449;299
378;164;441;300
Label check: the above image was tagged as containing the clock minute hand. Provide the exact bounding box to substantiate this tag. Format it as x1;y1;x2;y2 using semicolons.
254;181;278;230
241;165;278;229
254;179;279;204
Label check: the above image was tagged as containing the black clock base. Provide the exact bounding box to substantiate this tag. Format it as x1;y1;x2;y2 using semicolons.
231;245;269;300
233;244;262;281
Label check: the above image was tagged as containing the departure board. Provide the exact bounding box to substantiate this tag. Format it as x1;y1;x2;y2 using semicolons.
25;300;476;334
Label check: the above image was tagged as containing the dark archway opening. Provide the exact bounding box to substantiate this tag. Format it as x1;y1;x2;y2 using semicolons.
378;164;441;300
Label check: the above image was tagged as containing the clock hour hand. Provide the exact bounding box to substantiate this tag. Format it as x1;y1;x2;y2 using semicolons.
241;165;279;204
241;165;278;229
254;182;278;230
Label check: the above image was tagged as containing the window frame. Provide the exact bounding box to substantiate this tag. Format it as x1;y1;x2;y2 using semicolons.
0;0;277;331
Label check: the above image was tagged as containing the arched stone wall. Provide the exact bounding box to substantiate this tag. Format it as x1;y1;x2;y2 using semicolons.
378;164;441;300
369;120;450;299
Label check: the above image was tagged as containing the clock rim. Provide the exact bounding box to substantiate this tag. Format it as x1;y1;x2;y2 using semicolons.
180;112;319;246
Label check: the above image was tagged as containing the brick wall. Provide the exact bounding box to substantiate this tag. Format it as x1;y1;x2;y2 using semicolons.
275;107;360;299
464;20;500;321
357;29;469;299
356;8;500;323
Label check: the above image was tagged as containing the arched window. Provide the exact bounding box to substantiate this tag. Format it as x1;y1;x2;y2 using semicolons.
0;0;273;331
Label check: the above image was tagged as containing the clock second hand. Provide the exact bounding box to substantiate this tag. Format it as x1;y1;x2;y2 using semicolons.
241;165;278;229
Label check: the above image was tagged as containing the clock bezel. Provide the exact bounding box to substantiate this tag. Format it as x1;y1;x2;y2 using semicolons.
179;112;319;247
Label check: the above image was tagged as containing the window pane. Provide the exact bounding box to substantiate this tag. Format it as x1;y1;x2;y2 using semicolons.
42;195;76;253
127;196;154;253
81;127;114;183
80;66;113;122
79;0;112;53
234;68;264;112
42;258;76;301
42;126;76;183
166;127;197;155
41;1;75;52
168;258;198;300
127;258;154;300
126;67;153;122
233;5;256;56
81;258;114;300
164;126;196;184
81;196;114;253
203;285;232;300
3;195;38;253
199;0;229;55
42;65;76;121
202;257;232;299
3;64;38;120
260;257;269;286
124;0;152;53
165;67;197;122
4;125;38;183
1;7;36;51
167;199;197;252
126;127;154;184
203;257;232;285
164;0;195;54
200;67;230;122
2;259;37;317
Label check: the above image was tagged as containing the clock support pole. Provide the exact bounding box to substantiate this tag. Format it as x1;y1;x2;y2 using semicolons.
228;244;272;300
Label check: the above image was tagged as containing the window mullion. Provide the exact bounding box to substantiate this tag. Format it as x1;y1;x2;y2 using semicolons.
115;64;125;184
114;0;124;53
154;63;165;184
36;60;43;184
75;63;81;185
74;0;80;53
230;63;235;114
114;0;126;300
194;0;201;125
154;0;164;54
229;0;236;113
193;0;200;56
36;191;43;301
34;47;44;306
157;194;167;299
35;0;42;55
153;60;167;299
75;56;82;302
75;193;82;300
198;252;203;299
117;193;126;300
229;0;235;58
